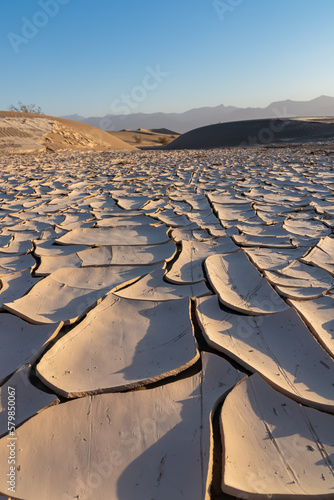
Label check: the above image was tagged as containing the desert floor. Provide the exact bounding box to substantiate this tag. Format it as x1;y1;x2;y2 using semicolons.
1;146;334;499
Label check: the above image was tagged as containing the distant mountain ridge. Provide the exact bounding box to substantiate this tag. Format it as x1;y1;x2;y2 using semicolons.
61;96;334;134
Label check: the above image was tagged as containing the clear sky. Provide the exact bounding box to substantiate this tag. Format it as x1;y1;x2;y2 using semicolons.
1;0;334;117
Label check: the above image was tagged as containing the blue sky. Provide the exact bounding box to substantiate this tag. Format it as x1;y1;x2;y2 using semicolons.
1;0;334;117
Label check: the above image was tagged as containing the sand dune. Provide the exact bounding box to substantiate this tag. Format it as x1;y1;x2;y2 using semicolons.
165;117;334;149
108;128;178;147
0;111;135;153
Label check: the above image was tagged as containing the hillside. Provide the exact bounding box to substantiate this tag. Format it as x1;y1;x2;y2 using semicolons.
0;111;136;153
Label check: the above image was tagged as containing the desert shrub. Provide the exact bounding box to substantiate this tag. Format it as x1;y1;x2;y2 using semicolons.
157;136;169;145
8;101;43;114
133;134;142;144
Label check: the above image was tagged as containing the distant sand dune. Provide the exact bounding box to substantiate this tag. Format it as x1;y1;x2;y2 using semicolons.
108;128;179;147
165;117;334;150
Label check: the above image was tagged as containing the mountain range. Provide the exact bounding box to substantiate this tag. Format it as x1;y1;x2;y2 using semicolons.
61;96;334;134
